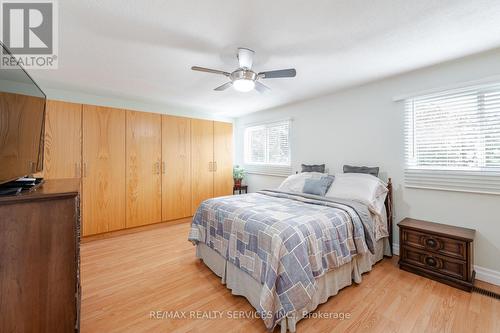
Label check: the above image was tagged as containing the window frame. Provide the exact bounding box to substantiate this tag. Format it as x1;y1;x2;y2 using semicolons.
243;119;292;176
404;82;500;195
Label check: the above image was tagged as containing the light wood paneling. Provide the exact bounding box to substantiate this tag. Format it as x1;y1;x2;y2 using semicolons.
161;115;191;221
191;119;214;214
82;105;126;236
126;111;162;228
81;221;500;333
43;100;82;179
0;92;46;183
213;121;233;197
33;99;233;235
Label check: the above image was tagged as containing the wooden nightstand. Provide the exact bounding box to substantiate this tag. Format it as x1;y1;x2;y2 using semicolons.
398;218;475;292
233;185;248;194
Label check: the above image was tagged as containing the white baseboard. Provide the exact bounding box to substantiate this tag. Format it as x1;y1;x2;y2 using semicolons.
474;265;500;286
391;242;499;286
392;243;400;256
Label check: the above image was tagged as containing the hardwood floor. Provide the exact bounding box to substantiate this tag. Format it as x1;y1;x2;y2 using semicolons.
81;221;500;333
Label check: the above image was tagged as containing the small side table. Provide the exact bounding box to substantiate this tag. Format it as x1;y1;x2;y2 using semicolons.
233;185;248;195
398;217;475;291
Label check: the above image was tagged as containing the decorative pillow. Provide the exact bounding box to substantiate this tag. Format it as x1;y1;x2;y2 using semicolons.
343;165;379;177
326;173;388;215
302;175;335;196
278;172;325;193
301;164;326;173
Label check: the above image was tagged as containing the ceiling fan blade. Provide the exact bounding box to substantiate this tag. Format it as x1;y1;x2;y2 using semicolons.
237;48;254;69
254;81;270;93
258;68;296;79
214;82;233;91
191;66;230;77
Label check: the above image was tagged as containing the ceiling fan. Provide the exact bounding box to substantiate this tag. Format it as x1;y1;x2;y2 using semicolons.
191;48;296;93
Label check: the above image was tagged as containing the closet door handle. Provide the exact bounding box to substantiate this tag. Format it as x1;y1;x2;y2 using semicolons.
30;161;36;174
214;161;217;172
162;162;166;174
208;162;213;172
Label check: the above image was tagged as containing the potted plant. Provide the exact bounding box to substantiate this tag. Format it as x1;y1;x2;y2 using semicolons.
233;165;246;188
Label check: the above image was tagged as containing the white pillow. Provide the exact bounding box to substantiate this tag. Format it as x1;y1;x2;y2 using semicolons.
278;172;325;193
325;173;388;215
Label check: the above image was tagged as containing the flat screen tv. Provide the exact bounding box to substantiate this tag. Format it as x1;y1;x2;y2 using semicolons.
0;42;46;185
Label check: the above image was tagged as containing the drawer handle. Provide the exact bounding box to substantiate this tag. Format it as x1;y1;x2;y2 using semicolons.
424;256;437;267
425;237;438;250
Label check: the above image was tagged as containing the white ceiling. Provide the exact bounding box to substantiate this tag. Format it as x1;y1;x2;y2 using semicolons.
30;0;500;117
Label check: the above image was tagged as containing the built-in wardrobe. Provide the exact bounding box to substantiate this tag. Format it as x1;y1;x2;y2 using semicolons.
40;100;233;236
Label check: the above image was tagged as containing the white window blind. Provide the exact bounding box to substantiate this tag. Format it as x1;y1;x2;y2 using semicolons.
244;120;291;176
404;82;500;194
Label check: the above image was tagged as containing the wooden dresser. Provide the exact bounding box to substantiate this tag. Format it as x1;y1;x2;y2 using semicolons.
398;217;475;291
0;179;81;332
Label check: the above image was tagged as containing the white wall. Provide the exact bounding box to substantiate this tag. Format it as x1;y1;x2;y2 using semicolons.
43;87;234;122
234;47;500;275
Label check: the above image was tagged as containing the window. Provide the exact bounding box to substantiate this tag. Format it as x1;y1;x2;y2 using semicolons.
404;82;500;194
244;120;291;176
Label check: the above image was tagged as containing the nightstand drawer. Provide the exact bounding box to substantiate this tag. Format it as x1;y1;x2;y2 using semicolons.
401;229;467;260
400;246;467;281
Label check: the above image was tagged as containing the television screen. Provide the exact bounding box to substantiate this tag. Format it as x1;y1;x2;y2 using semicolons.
0;42;46;185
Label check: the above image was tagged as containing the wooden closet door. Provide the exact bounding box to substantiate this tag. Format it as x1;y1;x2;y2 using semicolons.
126;111;162;228
213;121;233;197
82;105;126;236
162;115;191;221
191;119;214;215
0;92;46;181
43;100;82;179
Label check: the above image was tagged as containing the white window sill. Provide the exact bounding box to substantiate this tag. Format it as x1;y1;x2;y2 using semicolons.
404;169;500;195
244;164;292;177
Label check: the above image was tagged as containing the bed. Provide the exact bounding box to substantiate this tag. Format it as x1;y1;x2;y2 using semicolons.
188;174;393;332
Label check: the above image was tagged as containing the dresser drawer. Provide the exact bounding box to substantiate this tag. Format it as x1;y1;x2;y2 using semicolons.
400;246;467;281
401;228;467;260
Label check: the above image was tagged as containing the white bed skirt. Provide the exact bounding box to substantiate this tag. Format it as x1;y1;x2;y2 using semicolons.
196;238;391;332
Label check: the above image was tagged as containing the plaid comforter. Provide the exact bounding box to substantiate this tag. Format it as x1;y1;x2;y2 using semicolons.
188;190;375;330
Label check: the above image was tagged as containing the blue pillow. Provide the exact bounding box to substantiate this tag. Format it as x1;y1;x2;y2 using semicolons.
302;175;335;196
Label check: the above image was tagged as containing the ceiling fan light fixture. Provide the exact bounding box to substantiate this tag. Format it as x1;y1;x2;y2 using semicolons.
191;48;296;93
233;78;255;92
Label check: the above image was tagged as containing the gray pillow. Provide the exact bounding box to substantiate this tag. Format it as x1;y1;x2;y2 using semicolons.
343;165;379;177
302;175;335;196
301;164;326;173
